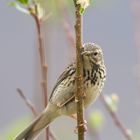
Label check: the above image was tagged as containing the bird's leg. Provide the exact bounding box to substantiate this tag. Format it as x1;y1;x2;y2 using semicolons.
74;122;87;134
70;114;87;133
70;114;77;120
70;114;87;123
82;91;86;98
56;95;75;108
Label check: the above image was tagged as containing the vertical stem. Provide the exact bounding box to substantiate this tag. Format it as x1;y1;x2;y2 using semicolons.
73;1;85;140
31;5;49;140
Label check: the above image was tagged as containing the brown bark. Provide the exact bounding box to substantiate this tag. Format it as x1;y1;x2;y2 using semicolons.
30;5;49;140
73;1;85;140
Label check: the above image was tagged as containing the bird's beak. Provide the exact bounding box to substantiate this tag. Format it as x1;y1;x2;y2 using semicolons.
81;51;90;56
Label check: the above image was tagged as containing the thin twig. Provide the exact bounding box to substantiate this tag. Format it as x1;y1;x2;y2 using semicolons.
17;88;58;140
30;4;49;140
100;94;133;140
49;130;58;140
73;1;85;140
63;21;75;48
60;2;134;140
30;5;48;107
17;88;38;116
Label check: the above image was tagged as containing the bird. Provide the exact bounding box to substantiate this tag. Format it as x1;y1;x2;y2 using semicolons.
14;43;106;140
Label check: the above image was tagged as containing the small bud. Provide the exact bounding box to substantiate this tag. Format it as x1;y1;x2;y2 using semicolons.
34;0;48;19
111;93;119;103
104;93;119;112
77;0;90;9
126;129;133;136
77;0;90;14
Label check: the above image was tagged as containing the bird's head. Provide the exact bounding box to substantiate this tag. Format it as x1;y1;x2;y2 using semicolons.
81;43;104;66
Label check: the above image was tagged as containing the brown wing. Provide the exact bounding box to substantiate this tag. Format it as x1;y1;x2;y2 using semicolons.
49;63;76;107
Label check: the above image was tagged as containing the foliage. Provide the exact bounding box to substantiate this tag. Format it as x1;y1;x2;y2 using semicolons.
77;0;90;14
9;1;30;14
2;117;31;140
9;0;50;19
89;110;104;130
17;0;29;5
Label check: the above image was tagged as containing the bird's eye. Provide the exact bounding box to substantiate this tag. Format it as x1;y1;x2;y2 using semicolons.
93;52;98;56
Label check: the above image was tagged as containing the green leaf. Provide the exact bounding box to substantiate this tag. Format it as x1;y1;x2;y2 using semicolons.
8;2;17;7
89;110;104;129
80;7;85;14
9;2;30;14
77;0;90;14
17;0;29;6
1;117;31;140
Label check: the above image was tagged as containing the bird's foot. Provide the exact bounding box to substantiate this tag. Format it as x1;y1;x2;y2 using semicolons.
74;120;87;134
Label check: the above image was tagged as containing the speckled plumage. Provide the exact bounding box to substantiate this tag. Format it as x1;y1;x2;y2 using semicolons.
14;43;106;140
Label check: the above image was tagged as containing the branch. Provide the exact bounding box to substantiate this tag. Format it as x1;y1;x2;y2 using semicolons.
17;88;38;116
30;4;49;140
17;88;58;140
49;130;58;140
100;94;133;140
63;21;75;48
30;5;48;107
60;2;134;140
73;1;85;140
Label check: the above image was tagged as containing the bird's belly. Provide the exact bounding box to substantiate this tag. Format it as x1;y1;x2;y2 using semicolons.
60;84;100;116
84;85;100;108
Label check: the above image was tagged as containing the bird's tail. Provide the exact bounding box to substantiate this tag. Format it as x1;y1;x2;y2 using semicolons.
14;106;58;140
